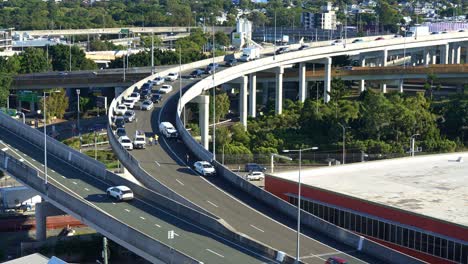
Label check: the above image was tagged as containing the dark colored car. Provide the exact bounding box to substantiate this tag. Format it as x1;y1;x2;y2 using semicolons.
245;163;266;173
325;257;348;264
141;82;152;91
140;89;151;100
275;47;289;54
115;128;126;137
205;63;219;74
298;45;310;50
375;37;385;41
226;58;237;67
190;69;204;78
151;94;162;103
114;116;125;128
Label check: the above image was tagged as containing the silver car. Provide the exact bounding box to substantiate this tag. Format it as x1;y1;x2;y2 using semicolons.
141;100;154;111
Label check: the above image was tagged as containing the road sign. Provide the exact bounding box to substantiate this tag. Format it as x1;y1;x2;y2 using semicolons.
18;91;39;103
120;28;130;35
168;230;175;239
96;96;107;109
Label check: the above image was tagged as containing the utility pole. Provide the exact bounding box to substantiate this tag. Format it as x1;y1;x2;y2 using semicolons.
102;237;108;264
151;31;154;75
212;23;216;161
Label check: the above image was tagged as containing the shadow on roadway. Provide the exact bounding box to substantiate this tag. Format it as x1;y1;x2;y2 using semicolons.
84;194;113;203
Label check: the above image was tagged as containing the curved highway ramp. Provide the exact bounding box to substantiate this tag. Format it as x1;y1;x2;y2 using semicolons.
0;113;284;264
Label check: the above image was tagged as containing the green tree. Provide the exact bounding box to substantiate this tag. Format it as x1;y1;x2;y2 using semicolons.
19;48;49;74
39;89;69;122
215;126;232;151
215;31;230;47
49;44;97;71
209;90;230;123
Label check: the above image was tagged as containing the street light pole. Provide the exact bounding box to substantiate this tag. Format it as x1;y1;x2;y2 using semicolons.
282;146;318;264
212;23;216;161
337;123;348;164
151;31;155;75
43;91;48;186
274;11;277;60
411;134;420;157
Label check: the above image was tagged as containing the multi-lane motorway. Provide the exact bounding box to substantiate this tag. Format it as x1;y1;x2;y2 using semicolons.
123;70;382;264
0;125;276;264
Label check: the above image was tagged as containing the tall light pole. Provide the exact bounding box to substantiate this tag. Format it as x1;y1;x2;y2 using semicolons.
43;91;48;186
69;38;72;72
151;31;155;75
337;123;349;164
344;4;348;48
178;45;182;114
410;134;420;157
282;146;318;264
212;23;216;161
274;10;277;60
76;89;81;152
402;27;407;69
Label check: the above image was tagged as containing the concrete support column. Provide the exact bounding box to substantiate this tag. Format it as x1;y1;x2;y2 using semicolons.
248;74;257;118
450;46;455;64
197;95;210;150
440;44;449;64
324;57;332;103
465;46;468;63
381;83;387;94
298;63;306;103
455;45;461;64
382;49;388;67
424;49;431;66
359;58;366;92
275;66;284;115
399;80;404;93
432;54;437;65
35;202;65;242
239;76;248;130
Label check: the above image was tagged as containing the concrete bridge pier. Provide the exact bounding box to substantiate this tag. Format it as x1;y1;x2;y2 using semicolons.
432;54;437;65
440;44;449;64
275;66;284;114
398;80;404;93
382;49;388;67
36;201;66;241
193;95;209;150
380;83;387;94
424;49;431;66
455;45;461;64
299;62;307;103
450;45;456;64
323;57;332;103
248;74;257;118
239;76;248;130
359;57;366;92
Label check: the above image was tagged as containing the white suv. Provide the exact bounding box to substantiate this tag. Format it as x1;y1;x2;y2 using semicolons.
128;92;140;102
165;72;178;81
115;104;127;115
194;161;216;176
106;186;134;201
119;136;133;150
246;171;264;181
159;85;173;94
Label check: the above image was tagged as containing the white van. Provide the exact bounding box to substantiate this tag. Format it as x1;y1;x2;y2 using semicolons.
159;122;178;138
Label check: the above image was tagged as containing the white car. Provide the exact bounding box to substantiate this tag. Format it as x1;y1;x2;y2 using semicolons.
123;99;136;109
141;100;154;111
246;171;265;181
115;104;127;115
165;72;178;81
106;186;134;201
194;161;216;176
118;136;133;150
152;77;165;85
128;92;140;102
159;85;173;94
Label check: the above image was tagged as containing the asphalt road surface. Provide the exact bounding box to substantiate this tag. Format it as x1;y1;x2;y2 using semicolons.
0;126;277;264
122;69;383;264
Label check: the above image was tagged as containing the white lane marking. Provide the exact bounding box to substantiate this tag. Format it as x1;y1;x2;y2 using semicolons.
140;216;145;220
51;169;55;173
175;179;184;186
154;224;161;228
250;224;265;233
125;209;130;212
1;147;8;151
61;176;66;179
207;200;218;208
206;249;224;258
154;161;161;167
19;159;24;162
72;181;77;185
41;164;44;167
112;202;116;205
84;188;90;191
174;232;180;237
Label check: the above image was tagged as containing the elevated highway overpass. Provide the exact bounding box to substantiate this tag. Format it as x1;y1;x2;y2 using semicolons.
0;113;287;264
107;33;458;263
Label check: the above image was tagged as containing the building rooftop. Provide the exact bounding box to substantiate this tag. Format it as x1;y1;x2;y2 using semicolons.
272;152;468;227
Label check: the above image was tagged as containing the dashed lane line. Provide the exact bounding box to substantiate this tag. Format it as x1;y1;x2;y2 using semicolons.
207;200;218;208
175;179;184;186
250;224;265;233
206;249;224;258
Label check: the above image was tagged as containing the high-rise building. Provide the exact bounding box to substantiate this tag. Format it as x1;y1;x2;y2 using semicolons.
301;2;337;30
0;28;13;51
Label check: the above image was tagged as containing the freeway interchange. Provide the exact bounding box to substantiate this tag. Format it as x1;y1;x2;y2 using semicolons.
120;69;379;264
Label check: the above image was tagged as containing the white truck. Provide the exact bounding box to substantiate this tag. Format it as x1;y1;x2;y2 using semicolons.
239;47;260;62
0;186;41;212
407;26;430;37
133;130;146;149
